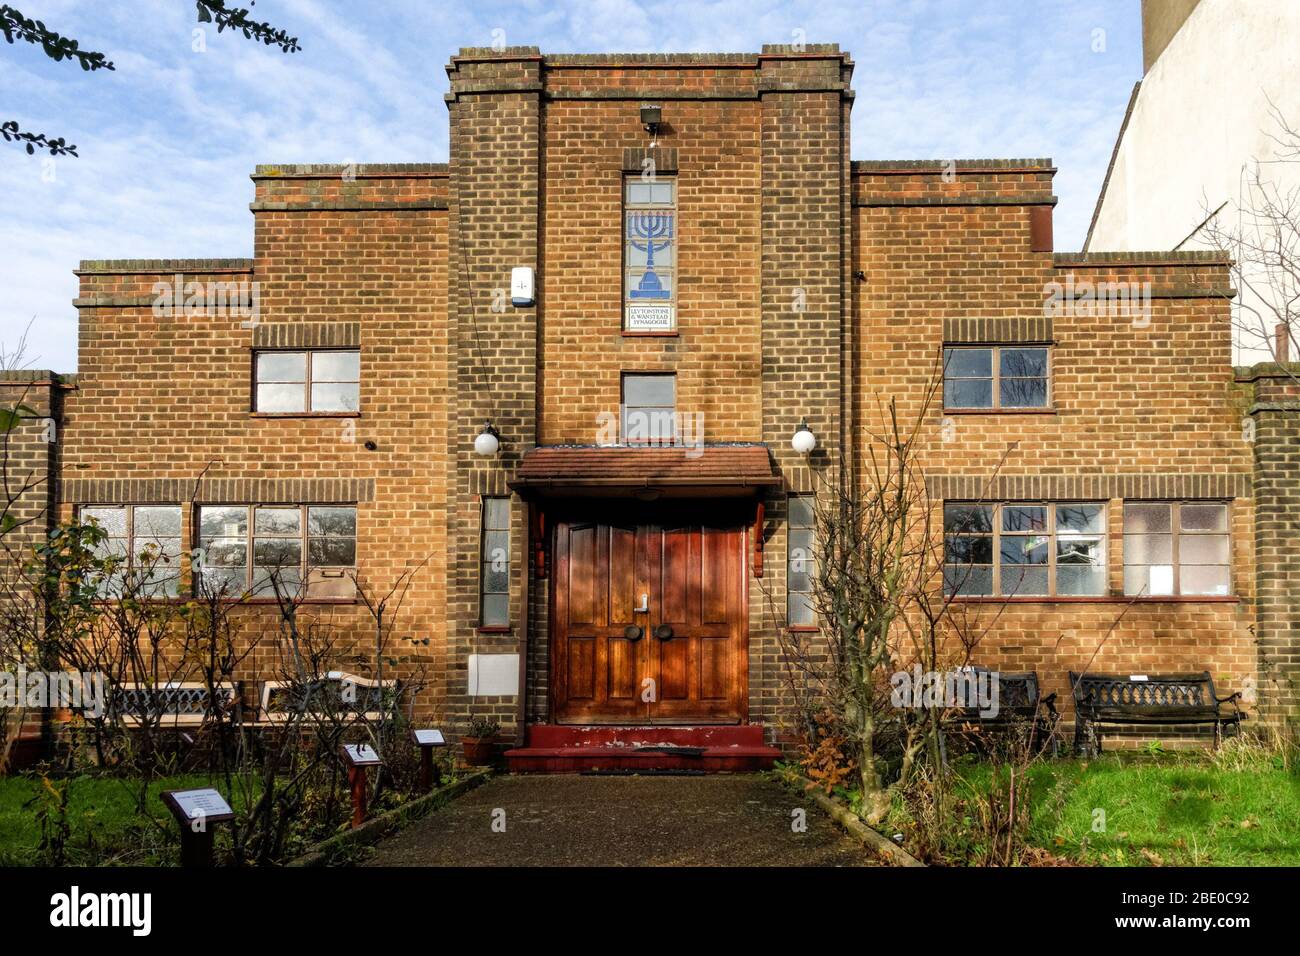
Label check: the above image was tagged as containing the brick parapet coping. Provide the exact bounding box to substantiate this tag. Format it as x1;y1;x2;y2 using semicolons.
75;259;253;275
1054;250;1231;267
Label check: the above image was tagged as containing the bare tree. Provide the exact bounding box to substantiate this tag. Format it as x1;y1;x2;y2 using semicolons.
1199;100;1300;373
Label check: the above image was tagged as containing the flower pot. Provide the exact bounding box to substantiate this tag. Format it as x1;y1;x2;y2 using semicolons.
461;735;496;766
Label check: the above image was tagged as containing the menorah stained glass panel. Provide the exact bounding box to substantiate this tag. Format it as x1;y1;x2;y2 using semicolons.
624;177;676;331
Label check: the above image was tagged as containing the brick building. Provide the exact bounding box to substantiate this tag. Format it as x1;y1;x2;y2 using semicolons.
5;44;1297;767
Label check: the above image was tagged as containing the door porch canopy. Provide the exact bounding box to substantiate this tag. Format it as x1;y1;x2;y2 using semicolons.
508;444;780;499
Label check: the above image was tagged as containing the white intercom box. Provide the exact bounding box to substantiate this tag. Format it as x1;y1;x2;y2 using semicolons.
511;266;535;307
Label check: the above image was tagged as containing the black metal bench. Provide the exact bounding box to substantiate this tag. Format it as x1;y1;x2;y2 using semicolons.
111;681;240;728
942;668;1059;758
1070;671;1246;756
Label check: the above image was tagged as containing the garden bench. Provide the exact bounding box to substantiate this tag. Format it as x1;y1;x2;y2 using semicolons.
111;681;239;728
258;671;397;724
942;668;1058;758
1069;671;1245;756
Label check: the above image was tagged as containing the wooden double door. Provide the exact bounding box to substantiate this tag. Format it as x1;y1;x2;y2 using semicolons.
550;503;749;724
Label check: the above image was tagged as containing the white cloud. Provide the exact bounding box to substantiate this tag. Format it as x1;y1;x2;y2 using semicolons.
1;0;1141;371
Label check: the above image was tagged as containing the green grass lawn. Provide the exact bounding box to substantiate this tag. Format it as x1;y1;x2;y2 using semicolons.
962;754;1300;866
0;774;225;866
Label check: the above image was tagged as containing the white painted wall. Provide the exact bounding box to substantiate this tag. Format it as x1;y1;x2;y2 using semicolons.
1089;0;1300;365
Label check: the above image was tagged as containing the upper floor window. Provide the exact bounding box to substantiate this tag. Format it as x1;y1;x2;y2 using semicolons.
624;176;676;332
196;504;357;600
1123;502;1230;597
944;502;1106;597
254;350;360;414
80;505;183;598
621;373;677;445
943;346;1049;410
787;495;816;626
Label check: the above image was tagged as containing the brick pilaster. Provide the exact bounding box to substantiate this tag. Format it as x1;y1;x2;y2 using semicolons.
445;48;543;740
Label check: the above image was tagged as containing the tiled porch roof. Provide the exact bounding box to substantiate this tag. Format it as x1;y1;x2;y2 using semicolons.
510;444;779;495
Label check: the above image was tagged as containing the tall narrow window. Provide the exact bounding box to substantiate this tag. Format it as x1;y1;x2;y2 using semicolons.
80;505;183;598
624;175;676;332
787;495;816;626
622;373;677;445
254;350;360;414
480;497;511;627
1123;502;1230;596
943;346;1050;410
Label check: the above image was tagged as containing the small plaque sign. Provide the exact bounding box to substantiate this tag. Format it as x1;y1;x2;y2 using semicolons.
162;788;234;824
1130;674;1149;681
625;305;674;332
413;728;446;747
341;743;382;766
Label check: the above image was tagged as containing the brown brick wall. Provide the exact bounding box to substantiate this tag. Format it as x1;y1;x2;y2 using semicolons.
61;163;450;716
445;51;542;740
0;375;60;552
538;98;762;445
854;166;1257;727
34;45;1294;750
1243;364;1300;719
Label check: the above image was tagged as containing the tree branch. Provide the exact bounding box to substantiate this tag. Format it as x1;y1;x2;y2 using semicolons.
1;120;76;156
0;5;114;71
196;1;301;53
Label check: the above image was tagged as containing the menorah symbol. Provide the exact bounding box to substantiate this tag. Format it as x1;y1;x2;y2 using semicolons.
628;210;674;299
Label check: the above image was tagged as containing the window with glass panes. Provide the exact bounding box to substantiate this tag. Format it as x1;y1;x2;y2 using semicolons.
943;346;1050;409
196;505;357;598
80;505;183;598
1123;502;1231;596
787;495;816;626
480;497;511;627
621;373;677;445
623;175;676;332
254;350;360;414
943;502;1106;597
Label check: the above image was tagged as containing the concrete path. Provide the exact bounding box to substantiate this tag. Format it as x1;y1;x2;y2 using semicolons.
364;774;881;867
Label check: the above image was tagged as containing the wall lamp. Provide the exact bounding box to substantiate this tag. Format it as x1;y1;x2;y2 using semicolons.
791;418;816;455
640;103;662;140
474;421;501;457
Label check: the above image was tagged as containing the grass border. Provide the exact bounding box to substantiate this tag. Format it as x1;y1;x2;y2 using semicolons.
789;775;925;867
286;769;493;867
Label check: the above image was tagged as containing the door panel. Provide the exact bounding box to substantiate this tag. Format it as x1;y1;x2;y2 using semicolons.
551;504;748;724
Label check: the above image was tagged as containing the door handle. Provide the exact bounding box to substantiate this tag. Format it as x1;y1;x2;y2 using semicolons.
654;624;673;641
623;625;644;642
634;593;649;613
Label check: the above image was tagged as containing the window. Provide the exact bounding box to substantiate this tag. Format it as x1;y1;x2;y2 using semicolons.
80;505;183;598
943;346;1050;410
621;373;677;445
1123;502;1230;597
623;176;676;332
196;505;357;599
480;497;511;627
944;502;1106;597
254;350;360;414
787;495;816;626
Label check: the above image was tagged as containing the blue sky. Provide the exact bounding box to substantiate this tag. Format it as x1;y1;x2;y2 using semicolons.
0;0;1141;372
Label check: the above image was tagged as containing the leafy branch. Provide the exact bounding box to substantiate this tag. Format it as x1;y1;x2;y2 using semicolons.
196;1;301;53
0;4;115;71
1;120;76;156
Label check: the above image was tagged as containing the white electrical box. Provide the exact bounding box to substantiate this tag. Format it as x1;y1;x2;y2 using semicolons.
511;266;535;307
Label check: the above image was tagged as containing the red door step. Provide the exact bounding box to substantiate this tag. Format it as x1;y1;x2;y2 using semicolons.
505;725;782;774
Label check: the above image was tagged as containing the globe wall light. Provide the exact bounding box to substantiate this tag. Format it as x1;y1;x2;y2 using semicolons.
791;418;816;455
474;421;501;457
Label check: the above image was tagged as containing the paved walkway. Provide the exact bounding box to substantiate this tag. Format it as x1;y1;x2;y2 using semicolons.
364;774;881;867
